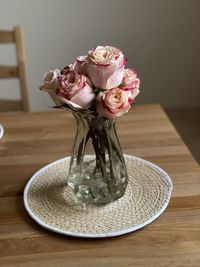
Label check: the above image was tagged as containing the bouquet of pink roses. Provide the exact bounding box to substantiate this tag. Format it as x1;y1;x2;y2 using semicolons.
40;45;140;118
39;46;141;204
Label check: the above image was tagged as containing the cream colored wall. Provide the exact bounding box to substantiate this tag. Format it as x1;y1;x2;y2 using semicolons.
0;0;200;111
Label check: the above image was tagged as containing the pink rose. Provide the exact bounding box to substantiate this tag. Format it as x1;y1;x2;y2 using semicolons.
73;55;88;74
86;46;126;90
56;71;95;109
39;68;60;92
96;88;132;119
120;69;140;99
39;68;62;105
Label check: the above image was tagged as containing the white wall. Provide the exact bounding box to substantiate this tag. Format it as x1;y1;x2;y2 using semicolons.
0;0;200;111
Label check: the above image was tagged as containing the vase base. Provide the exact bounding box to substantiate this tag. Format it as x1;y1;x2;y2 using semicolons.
68;158;127;205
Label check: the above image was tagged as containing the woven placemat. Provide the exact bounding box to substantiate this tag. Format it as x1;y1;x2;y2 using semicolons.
24;155;173;238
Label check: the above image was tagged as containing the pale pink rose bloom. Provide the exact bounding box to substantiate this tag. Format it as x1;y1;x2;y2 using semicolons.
39;68;62;105
73;55;88;74
87;46;126;90
121;68;140;99
39;68;60;92
96;88;132;119
56;71;95;109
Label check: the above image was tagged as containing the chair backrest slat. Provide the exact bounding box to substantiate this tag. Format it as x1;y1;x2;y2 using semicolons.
0;65;18;78
0;99;22;112
0;30;15;43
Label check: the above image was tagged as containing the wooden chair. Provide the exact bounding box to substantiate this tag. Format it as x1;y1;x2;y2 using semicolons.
0;26;29;111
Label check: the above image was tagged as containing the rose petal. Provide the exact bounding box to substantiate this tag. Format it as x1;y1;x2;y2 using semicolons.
71;84;95;108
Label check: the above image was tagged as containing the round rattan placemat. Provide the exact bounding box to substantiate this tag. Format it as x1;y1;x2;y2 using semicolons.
24;155;173;238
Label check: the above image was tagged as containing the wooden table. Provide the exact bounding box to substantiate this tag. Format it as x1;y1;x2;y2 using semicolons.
0;104;199;267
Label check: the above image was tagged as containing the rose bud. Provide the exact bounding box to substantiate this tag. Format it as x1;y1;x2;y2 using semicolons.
56;71;95;109
73;55;88;74
96;88;133;119
39;68;62;105
39;68;60;92
120;68;140;99
87;46;126;90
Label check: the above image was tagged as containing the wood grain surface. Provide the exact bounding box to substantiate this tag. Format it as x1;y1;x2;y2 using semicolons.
0;104;199;267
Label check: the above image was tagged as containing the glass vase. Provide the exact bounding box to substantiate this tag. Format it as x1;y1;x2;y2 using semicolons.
67;111;128;205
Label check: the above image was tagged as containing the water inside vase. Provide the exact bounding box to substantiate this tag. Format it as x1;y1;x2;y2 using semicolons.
67;112;128;205
68;155;127;204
